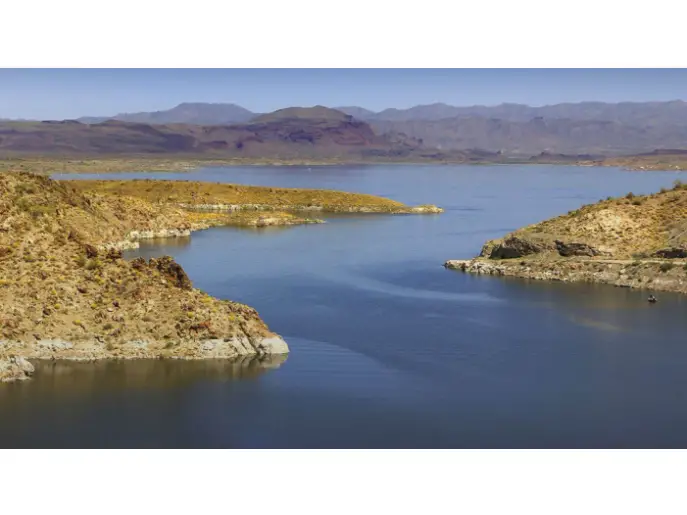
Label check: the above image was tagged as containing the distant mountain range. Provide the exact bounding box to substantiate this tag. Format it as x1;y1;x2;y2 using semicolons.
3;100;687;157
75;100;687;126
63;100;687;156
340;100;687;125
0;107;477;161
77;102;256;125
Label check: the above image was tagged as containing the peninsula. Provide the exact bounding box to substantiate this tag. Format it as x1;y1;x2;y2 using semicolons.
0;172;442;382
445;181;687;293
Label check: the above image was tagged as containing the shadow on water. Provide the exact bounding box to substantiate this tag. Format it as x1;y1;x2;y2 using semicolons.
0;354;287;401
137;235;193;250
0;355;289;448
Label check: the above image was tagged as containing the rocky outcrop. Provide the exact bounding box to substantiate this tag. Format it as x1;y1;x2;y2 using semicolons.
481;236;556;259
555;240;604;257
652;247;687;259
132;256;193;290
409;205;444;214
126;228;193;240
481;236;604;259
0;356;35;382
445;259;507;276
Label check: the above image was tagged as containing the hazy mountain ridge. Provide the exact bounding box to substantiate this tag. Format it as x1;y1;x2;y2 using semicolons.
341;100;687;124
79;102;256;126
73;99;687;126
4;100;687;156
0;107;471;160
368;117;687;155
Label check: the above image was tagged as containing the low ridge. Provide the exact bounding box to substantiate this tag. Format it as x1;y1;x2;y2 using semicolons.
445;181;687;294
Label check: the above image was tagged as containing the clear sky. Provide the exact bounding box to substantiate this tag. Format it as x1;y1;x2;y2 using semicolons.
1;69;687;119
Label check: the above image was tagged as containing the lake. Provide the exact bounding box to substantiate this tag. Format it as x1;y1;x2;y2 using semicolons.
3;164;687;448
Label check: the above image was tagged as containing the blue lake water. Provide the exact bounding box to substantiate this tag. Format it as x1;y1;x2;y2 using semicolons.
3;164;687;448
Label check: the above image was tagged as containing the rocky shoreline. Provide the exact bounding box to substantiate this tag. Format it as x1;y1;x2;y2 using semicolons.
100;215;324;252
0;356;36;383
444;258;687;294
179;202;443;214
0;334;288;383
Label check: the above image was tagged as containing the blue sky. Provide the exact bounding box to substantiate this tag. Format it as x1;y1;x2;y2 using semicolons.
1;69;687;119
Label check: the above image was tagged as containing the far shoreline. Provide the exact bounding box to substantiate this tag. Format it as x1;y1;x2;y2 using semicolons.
4;154;687;176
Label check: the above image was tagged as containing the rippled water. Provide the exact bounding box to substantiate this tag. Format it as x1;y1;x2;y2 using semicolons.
4;164;687;448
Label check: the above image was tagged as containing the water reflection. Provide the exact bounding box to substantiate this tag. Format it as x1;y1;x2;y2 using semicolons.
137;235;192;250
0;354;287;400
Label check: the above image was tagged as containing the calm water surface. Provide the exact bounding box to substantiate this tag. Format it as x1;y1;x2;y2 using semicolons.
4;165;687;448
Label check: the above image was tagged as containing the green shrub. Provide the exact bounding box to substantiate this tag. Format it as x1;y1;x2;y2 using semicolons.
659;262;674;273
16;198;31;211
85;258;102;270
15;183;37;195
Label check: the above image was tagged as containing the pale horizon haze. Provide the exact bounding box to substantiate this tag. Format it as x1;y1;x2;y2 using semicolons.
1;69;687;120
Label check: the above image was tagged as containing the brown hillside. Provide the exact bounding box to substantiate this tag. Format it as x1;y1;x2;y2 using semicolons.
480;182;687;260
0;172;283;367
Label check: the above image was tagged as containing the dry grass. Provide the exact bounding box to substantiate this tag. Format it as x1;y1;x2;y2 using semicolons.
0;172;274;351
512;181;687;258
69;179;412;212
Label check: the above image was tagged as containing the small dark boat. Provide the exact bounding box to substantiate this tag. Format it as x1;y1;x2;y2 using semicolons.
648;295;657;304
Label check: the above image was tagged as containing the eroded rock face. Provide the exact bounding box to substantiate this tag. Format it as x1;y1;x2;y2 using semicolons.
652;247;687;258
255;336;290;354
148;256;193;290
482;236;555;259
85;244;99;258
555;240;602;257
0;356;35;382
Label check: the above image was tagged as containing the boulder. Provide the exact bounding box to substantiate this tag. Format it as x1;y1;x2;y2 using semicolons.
409;205;444;214
149;256;193;290
84;244;99;258
555;240;602;257
255;335;290;355
0;356;35;383
483;236;555;259
105;248;123;260
652;247;687;259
